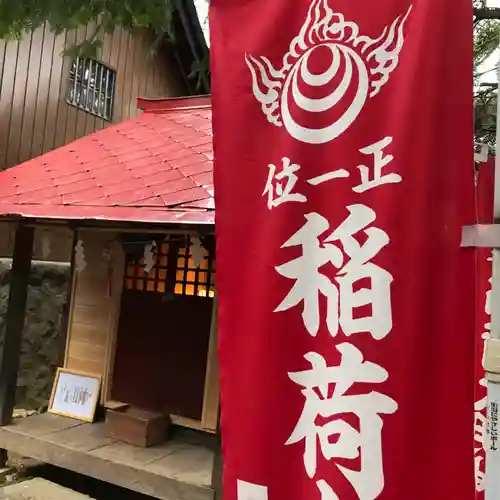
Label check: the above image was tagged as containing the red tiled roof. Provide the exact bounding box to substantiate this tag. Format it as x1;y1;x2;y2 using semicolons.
0;96;214;225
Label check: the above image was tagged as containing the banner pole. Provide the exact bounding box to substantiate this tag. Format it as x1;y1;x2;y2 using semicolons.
484;47;500;500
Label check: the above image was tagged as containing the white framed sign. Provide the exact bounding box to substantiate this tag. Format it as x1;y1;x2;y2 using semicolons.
48;368;101;423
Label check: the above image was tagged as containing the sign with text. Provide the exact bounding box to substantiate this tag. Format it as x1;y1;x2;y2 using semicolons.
49;368;101;422
210;0;476;498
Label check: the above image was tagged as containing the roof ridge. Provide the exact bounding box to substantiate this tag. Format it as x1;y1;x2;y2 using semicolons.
137;95;211;113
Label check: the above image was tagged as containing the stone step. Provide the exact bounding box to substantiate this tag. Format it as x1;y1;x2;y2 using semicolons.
0;478;94;500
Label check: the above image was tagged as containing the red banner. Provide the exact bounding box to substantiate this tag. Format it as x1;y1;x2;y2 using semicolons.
474;158;494;497
211;1;476;499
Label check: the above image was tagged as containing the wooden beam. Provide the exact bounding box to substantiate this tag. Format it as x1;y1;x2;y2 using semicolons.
57;229;77;367
202;294;220;432
103;239;125;403
0;225;34;425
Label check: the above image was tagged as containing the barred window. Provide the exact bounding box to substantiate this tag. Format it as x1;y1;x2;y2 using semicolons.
67;58;116;121
124;235;215;298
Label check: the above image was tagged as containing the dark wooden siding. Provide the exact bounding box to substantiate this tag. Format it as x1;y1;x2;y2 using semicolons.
0;24;183;171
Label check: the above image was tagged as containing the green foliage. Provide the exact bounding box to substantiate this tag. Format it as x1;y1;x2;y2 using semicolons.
474;18;500;148
475;19;500;73
0;0;213;90
0;0;177;57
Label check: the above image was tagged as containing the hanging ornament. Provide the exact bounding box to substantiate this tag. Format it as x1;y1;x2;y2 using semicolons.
143;241;157;274
74;240;87;274
190;235;205;269
41;231;51;260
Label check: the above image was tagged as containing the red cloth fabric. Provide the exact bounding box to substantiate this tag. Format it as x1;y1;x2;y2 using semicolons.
474;158;495;498
211;1;476;498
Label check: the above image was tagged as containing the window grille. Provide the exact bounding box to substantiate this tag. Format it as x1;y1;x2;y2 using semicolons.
67;57;116;121
124;235;216;298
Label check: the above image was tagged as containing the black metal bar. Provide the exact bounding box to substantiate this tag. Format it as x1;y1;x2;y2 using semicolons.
0;225;34;426
207;245;214;299
182;236;190;295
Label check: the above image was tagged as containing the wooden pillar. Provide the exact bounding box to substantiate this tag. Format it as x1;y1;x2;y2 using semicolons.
57;229;77;367
0;225;34;425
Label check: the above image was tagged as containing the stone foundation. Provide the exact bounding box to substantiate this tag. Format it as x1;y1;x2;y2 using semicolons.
0;260;70;410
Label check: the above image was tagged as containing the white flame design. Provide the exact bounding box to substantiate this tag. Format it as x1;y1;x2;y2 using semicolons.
246;0;412;144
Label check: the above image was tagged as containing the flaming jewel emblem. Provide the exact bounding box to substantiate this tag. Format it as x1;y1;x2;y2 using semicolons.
246;0;412;144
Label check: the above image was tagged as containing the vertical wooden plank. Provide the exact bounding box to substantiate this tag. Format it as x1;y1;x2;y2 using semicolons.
0;39;14;170
148;47;174;99
154;52;169;98
202;295;220;432
108;27;121;71
31;24;56;159
0;39;7;99
53;28;75;149
0;225;34;425
74;110;87;140
0;222;14;257
128;30;144;118
58;230;77;367
6;32;33;169
65;24;87;145
120;30;135;120
75;22;93;140
19;26;45;163
63;228;79;368
95;24;115;131
104;26;122;128
92;29;114;131
113;28;130;123
103;239;125;403
152;55;160;98
42;30;66;154
120;30;135;121
84;22;101;135
137;31;149;102
145;48;157;99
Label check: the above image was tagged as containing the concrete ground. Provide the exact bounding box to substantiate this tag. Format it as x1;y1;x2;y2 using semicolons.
0;478;93;500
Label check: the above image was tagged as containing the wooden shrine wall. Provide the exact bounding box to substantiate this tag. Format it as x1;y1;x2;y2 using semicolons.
0;23;183;171
64;229;124;396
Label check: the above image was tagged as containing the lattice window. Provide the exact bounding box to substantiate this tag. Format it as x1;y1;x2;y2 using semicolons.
67;57;116;121
175;244;215;297
124;235;215;298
